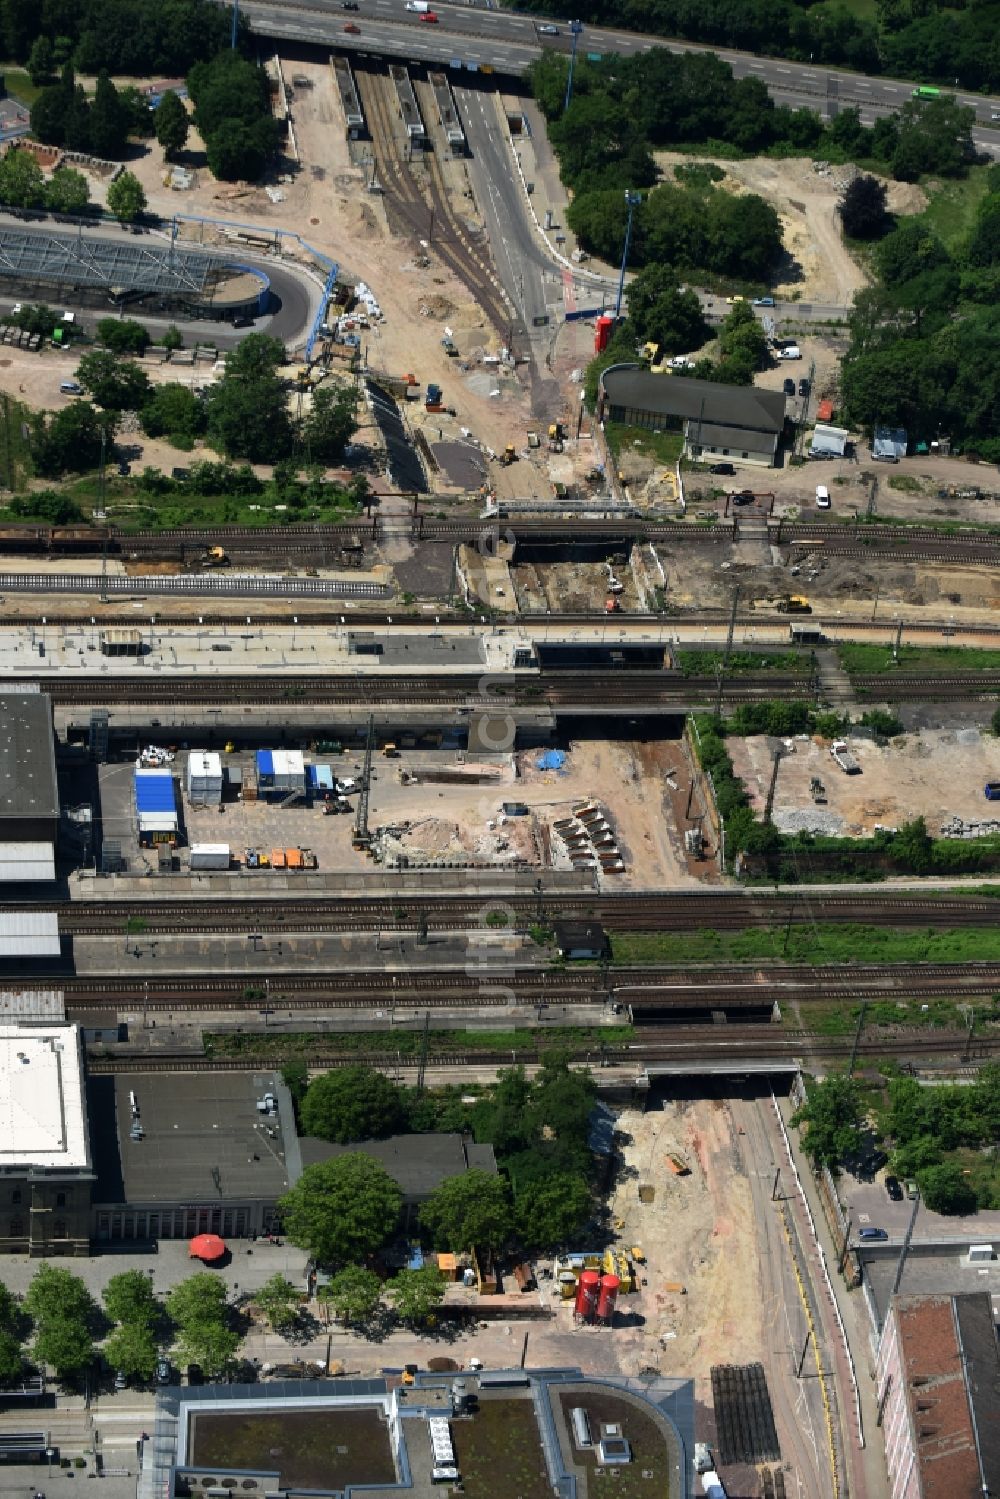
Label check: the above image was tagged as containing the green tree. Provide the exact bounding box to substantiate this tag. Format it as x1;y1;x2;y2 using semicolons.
90;70;126;158
320;1266;383;1326
791;1074;865;1170
107;169;147;224
102;1270;159;1329
389;1266;445;1327
25;1264;96;1328
75;349;151;412
624;264;708;356
917;1162;977;1215
30;403;107;479
205;335;294;462
45;166;90;215
96;318;150;356
166;1273;228;1329
0;147;45;209
992;706;1000;737
29;84;69;147
300;1066;405;1144
27;34;53;85
527;1056;596;1140
162;325;184;351
32;1319;95;1379
103;1322;157;1382
514;1175;592;1250
254;1275;301;1332
155;89;190;161
0;1282;23;1384
420;1170;512;1251
839;174;891;240
141;384;206;442
301;385;358;464
279;1154;402;1267
173;1320;240;1379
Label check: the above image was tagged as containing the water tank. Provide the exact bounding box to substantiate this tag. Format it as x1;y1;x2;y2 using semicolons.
597;1273;620;1321
575;1269;600;1320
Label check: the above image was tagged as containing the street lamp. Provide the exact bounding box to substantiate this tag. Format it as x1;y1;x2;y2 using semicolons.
563;20;584;114
614;191;642;321
231;0;240;48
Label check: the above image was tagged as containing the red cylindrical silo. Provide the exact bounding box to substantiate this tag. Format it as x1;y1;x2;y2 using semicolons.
597;1273;620;1321
575;1269;601;1319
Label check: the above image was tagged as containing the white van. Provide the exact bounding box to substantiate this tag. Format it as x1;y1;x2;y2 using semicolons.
815;485;831;508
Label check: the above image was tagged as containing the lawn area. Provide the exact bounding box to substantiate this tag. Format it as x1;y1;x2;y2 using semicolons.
794;998;997;1036
604;422;683;468
203;1025;635;1059
914;165;995;255
451;1397;552;1499
839;643;1000;675
189;1409;396;1490
557;1390;674;1499
1;65;45;108
676;650;807;678
611;925;1000;965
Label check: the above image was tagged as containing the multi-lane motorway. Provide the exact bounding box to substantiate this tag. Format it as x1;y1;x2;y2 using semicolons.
239;0;1000;145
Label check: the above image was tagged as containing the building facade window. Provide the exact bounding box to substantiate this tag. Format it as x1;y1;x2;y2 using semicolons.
56;1193;66;1208
11;1189;21;1205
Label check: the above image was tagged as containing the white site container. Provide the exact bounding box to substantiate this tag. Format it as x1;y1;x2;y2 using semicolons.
189;844;230;871
187;750;223;804
271;749;306;792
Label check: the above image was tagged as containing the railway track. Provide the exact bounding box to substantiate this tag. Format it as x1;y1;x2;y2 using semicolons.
355;64;514;341
16;668;997;707
83;1028;1000;1074
44;961;1000;1010
36;891;1000;934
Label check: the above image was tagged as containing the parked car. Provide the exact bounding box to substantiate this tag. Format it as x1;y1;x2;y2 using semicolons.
114;1370;127;1391
798;377;810;397
858;1227;888;1241
904;1178;918;1199
537;22;559;32
815;485;831;509
885;1175;903;1201
420;9;439;18
783;378;796;397
732;490;755;506
777;344;801;360
336;778;358;794
709;462;735;475
753;295;775;306
985;782;1000;800
343;20;360;30
343;1;360;7
156;1358;172;1385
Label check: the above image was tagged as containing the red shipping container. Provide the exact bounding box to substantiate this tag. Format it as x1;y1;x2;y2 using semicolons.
594;315;614;354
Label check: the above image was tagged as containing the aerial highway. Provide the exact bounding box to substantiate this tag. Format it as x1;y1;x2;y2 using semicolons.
237;0;1000;142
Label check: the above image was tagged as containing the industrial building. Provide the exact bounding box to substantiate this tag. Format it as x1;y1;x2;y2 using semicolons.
875;1291;1000;1499
186;750;223;806
0;1020;94;1256
255;749;307;801
598;368;786;467
0;689;59;881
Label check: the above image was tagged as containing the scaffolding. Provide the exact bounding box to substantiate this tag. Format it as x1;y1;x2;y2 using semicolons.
0;225;268;316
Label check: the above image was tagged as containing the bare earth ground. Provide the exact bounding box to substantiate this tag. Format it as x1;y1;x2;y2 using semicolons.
728;728;1000;836
653;152;925;307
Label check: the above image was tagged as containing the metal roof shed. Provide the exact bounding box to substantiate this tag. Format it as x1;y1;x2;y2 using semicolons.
134;770;176;815
809;424;850;459
0;842;56;882
0;911;60;957
872;425;908;461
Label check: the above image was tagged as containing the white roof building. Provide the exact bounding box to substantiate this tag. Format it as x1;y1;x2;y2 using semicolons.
0;1023;91;1171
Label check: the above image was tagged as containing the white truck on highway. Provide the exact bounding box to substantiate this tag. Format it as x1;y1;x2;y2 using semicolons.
405;2;431;10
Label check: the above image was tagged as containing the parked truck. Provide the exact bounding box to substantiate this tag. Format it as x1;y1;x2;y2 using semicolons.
189;843;230;871
830;739;861;774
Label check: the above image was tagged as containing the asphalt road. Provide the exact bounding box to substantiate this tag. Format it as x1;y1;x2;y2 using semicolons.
241;0;1000;151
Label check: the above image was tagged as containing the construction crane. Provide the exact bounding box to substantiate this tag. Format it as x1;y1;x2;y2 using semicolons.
352;715;376;850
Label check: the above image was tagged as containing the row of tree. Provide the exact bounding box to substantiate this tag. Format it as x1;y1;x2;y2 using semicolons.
503;0;1000;93
0;0;235;77
793;1068;1000;1214
0;149;91;214
187;51;281;183
280;1060;598;1267
27;333;359;476
30;65;147;159
840;165;1000;458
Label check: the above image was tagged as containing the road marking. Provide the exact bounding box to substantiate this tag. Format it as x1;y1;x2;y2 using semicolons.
777;66;791;73
884;84;898;91
856;82;870;89
750;61;764;68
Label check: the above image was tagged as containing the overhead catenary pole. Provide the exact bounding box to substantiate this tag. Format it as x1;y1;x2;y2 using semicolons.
231;0;240;49
563;20;584;113
614;191;642;321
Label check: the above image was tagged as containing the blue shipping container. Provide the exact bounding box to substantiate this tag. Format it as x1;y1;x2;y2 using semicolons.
315;765;334;792
256;749;274;780
134;772;175;814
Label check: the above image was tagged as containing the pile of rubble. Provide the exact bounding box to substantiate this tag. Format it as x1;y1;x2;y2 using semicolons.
939;815;1000;839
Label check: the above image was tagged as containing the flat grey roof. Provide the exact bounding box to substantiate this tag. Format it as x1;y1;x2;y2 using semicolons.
102;1070;294;1206
347;633;485;668
955;1292;1000;1492
0;910;60;956
299;1132;497;1200
862;1246;1000;1330
602;367;785;434
0;692;58;820
689;420;779;456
